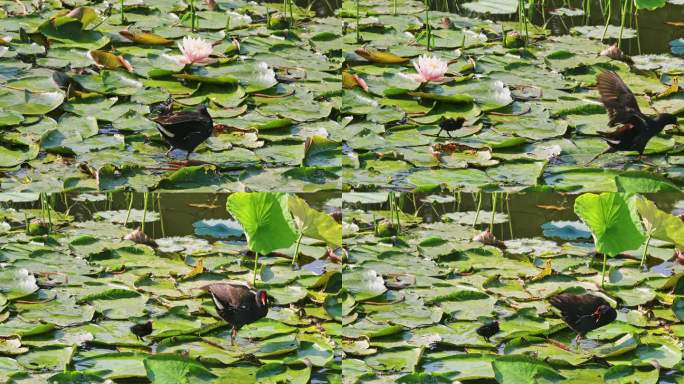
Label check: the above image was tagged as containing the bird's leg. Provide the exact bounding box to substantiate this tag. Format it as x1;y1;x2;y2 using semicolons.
585;152;604;166
230;326;237;346
437;128;443;137
636;154;659;168
574;334;583;350
165;147;174;157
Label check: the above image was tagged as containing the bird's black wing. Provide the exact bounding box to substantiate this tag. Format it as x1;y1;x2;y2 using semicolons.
203;283;253;315
153;111;202;126
596;71;644;127
550;293;609;324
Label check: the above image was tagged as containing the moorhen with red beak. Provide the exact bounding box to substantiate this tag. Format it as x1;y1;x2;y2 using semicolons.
476;320;499;342
153;100;213;159
588;71;679;164
549;293;617;342
201;283;269;345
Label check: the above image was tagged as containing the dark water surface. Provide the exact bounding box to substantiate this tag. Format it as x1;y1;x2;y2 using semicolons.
438;0;683;55
349;192;684;240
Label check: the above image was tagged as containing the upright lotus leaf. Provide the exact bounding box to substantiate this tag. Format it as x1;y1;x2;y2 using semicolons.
635;196;684;247
634;0;666;10
575;193;644;285
574;193;644;256
288;195;342;247
144;354;216;384
492;355;565;384
0;268;38;300
226;192;297;254
227;192;298;285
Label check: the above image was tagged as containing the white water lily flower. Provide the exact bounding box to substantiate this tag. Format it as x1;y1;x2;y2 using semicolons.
411;55;448;83
16;269;38;294
465;29;487;42
255;62;277;85
226;10;252;26
176;36;213;65
492;80;512;105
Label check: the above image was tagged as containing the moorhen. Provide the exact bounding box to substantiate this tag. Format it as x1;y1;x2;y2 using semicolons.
152;100;213;159
437;117;465;137
588;71;678;164
201;283;269;345
476;320;500;342
549;293;617;342
130;321;153;341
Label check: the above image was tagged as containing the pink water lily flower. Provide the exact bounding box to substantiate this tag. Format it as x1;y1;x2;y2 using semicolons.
411;55;448;83
176;36;213;65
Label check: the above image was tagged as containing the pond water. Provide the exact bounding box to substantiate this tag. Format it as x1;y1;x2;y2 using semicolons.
438;0;684;55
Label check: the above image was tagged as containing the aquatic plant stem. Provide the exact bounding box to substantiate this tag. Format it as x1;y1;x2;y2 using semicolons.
190;0;196;32
618;0;628;48
473;192;482;226
289;0;294;26
424;0;431;51
356;0;361;43
489;192;497;232
601;0;612;41
292;233;303;266
253;252;259;286
506;193;513;239
120;0;125;24
265;3;270;26
640;234;651;268
45;194;52;232
393;0;397;15
635;11;641;55
124;192;134;227
157;193;166;238
601;253;607;287
142;192;149;232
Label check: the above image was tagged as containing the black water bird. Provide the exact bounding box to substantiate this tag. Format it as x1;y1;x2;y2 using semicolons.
153;101;213;159
130;321;152;341
549;293;617;342
201;283;269;345
437;117;466;137
588;71;678;164
476;320;499;342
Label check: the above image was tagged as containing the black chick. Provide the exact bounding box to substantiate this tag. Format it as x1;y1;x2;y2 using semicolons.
201;283;269;345
130;321;152;341
588;71;678;164
437;117;466;137
153;101;213;159
476;320;499;342
549;293;617;342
